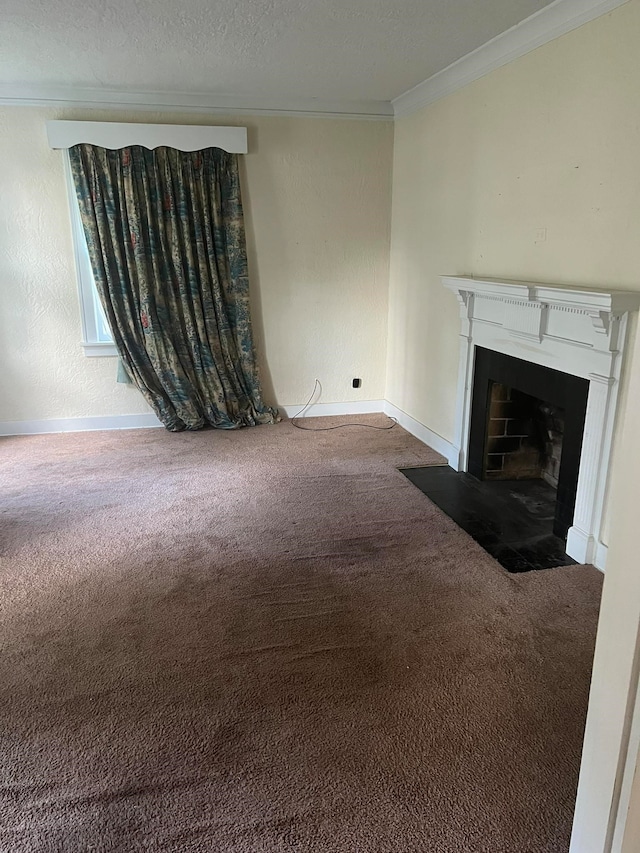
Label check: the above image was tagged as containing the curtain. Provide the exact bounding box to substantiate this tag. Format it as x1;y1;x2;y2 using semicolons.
69;144;278;432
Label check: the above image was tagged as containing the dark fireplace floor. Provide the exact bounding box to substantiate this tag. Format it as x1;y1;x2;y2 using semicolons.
400;465;576;573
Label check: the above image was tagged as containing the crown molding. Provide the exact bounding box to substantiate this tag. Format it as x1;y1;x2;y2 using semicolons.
393;0;630;118
0;0;627;123
0;84;393;121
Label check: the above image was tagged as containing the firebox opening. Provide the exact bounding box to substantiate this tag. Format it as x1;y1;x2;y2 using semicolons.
468;347;588;547
485;382;565;487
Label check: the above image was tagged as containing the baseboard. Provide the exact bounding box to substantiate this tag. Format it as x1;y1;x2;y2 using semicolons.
0;413;163;436
0;402;459;474
3;404;608;572
0;405;387;435
593;540;608;572
566;526;592;564
380;402;609;569
566;526;607;571
279;400;386;419
383;401;458;466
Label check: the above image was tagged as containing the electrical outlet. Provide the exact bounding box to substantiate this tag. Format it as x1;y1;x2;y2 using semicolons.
535;228;547;243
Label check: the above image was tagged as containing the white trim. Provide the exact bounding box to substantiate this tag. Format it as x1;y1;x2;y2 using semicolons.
1;85;393;121
443;275;639;570
280;400;385;419
379;402;613;568
0;400;457;465
393;0;630;117
0;405;391;436
566;526;598;566
383;401;457;466
0;413;163;436
594;540;609;572
441;275;640;314
47;120;248;152
81;342;119;357
611;677;640;853
0;0;627;124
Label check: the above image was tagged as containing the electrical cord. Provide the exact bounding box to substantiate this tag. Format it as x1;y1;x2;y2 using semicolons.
290;380;398;431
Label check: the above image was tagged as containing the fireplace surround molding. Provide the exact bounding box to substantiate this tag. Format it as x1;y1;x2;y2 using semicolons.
442;275;640;570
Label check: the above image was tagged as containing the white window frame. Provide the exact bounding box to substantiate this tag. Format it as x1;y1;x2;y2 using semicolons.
63;153;118;356
50;120;248;358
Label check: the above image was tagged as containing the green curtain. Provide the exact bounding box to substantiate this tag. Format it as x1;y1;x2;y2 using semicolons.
69;144;278;432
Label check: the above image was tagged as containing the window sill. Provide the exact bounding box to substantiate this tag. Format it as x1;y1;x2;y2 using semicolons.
82;341;118;357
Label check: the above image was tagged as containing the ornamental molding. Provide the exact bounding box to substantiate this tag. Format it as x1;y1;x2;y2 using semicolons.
442;275;640;315
441;274;640;570
393;0;630;117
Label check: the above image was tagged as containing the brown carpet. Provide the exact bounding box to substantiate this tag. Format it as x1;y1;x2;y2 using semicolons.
0;415;602;852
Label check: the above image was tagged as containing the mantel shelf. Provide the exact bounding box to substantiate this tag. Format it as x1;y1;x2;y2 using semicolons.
441;275;640;316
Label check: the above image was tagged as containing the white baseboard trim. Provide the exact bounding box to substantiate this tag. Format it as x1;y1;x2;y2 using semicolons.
566;526;592;565
0;400;479;480
0;413;163;436
0;405;391;435
280;400;386;419
1;402;609;572
594;540;608;572
383;401;458;466
566;526;608;571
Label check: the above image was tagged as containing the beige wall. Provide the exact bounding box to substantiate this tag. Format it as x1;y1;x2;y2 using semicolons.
622;738;640;852
571;325;640;853
0;108;393;422
386;0;640;445
385;7;640;845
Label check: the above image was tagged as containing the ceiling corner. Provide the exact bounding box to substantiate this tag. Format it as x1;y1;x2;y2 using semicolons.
392;0;630;118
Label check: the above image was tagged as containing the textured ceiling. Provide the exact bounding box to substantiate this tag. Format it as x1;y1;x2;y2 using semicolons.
1;0;556;104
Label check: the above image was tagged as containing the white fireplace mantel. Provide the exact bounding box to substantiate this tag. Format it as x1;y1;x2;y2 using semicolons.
442;275;640;570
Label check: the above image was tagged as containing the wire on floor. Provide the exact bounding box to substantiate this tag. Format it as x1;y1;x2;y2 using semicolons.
290;380;397;431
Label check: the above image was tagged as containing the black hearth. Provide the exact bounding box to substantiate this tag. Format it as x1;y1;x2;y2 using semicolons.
401;347;590;572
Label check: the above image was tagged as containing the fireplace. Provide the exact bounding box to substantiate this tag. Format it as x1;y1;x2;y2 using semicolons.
440;276;640;569
468;347;588;540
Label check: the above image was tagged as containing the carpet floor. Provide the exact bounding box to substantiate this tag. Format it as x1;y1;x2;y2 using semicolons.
0;415;602;852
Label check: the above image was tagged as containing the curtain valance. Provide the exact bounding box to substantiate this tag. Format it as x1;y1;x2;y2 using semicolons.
47;120;248;153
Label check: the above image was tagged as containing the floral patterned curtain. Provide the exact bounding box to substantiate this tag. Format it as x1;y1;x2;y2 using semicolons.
69;144;278;432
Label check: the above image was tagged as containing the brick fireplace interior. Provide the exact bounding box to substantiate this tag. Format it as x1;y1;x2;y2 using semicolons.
485;383;564;487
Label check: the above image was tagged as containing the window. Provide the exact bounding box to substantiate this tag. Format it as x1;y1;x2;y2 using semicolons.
52;120;248;358
63;152;117;357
